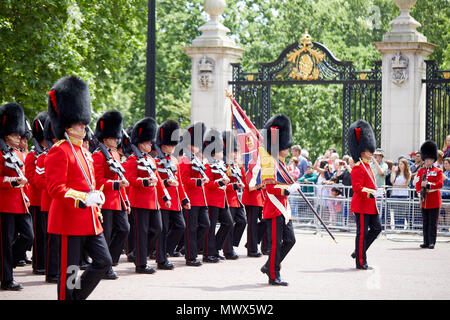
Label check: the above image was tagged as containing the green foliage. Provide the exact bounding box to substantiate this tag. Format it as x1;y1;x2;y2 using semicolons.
0;0;448;159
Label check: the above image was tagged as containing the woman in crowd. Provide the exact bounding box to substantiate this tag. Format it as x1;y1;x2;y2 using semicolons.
389;158;411;229
440;158;450;231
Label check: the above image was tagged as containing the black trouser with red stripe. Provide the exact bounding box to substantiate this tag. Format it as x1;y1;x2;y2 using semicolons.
223;206;247;254
101;209;130;265
132;208;162;268
157;209;186;264
0;213;33;285
31;206;46;271
263;215;296;280
422;208;439;246
183;206;210;261
205;206;233;257
245;205;267;254
354;213;382;267
42;211;60;277
56;233;111;300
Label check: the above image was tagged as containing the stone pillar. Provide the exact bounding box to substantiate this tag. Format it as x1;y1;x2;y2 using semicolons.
184;0;244;131
374;0;436;160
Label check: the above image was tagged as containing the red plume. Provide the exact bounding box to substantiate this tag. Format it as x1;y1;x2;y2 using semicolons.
160;128;163;140
138;127;143;136
48;90;59;115
100;120;104;131
354;127;361;143
2;115;6;126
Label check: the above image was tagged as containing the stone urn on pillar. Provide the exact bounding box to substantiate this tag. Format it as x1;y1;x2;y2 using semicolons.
374;0;436;160
184;0;245;131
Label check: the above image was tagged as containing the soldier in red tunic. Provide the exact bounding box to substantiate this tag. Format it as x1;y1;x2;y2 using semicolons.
34;117;60;283
222;130;247;260
415;140;443;249
178;122;211;266
259;114;297;286
348;119;383;270
203;128;233;263
154;120;190;269
45;75;111;300
126;117;171;274
25;111;48;275
92;111;130;279
0;102;33;291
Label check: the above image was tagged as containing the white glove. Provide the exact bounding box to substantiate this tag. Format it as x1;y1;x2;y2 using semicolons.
288;183;300;194
375;188;385;198
86;190;105;207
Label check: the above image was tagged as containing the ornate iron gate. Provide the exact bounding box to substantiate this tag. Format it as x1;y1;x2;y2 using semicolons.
423;60;450;149
229;30;382;156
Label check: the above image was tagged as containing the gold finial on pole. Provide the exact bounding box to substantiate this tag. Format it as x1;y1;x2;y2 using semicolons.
225;88;234;99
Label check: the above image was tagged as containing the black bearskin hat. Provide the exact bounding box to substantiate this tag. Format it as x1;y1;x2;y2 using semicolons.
47;75;92;140
121;127;133;156
43;117;55;143
203;128;223;158
347;119;376;163
131;117;157;145
0;102;25;138
156;120;180;147
420;140;438;161
261;114;292;156
32;111;48;143
183;122;207;151
222;130;238;163
94;110;123;141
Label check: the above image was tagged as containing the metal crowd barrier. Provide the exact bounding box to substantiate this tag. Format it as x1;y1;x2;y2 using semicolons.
288;183;450;240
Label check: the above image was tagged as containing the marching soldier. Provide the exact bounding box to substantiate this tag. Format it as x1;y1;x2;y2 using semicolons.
25;111;48;275
259;114;297;286
154;120;190;269
0;102;33;291
126;117;171;274
178;122;211;266
203;128;233;262
222;130;247;260
416;140;443;249
92;111;131;279
242;179;266;257
35;117;60;283
348;119;383;270
45;75;111;300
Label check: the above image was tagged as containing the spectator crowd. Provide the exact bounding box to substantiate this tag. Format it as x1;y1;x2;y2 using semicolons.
286;136;450;231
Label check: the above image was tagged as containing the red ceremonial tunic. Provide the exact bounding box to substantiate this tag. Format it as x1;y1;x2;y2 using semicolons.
92;149;130;211
262;183;289;220
241;167;264;207
204;162;228;209
350;160;377;215
126;154;169;210
25;151;41;207
179;156;207;207
35;152;52;212
0;149;28;214
45;138;103;236
415;166;443;209
225;164;242;208
155;155;189;211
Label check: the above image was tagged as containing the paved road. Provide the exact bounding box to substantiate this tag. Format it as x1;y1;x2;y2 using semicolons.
1;230;449;300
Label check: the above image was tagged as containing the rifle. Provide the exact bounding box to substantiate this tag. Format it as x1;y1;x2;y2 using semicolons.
209;159;230;182
186;149;208;180
228;163;243;185
26;118;44;155
121;129;158;181
153;143;177;182
0;136;29;213
87;126;127;182
419;169;428;207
